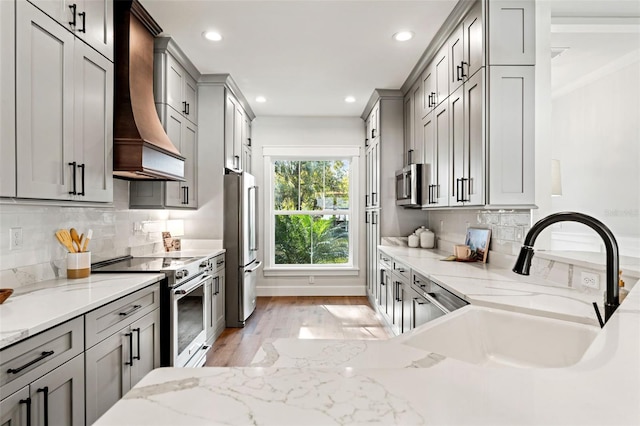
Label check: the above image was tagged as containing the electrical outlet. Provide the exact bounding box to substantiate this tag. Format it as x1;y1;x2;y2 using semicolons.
581;271;600;289
9;227;23;250
308;276;314;284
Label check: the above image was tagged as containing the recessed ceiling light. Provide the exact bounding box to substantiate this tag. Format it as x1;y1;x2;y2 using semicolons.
345;96;356;103
393;31;414;42
256;96;266;103
203;31;222;41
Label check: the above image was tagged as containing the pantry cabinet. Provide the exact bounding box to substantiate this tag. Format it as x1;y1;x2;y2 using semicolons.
0;0;15;197
15;0;113;202
28;0;113;61
488;0;535;65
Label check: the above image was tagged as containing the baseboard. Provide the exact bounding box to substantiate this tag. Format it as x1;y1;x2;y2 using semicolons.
256;285;366;297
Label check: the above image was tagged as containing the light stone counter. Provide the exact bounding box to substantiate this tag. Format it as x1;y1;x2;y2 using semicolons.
94;249;640;425
0;273;164;349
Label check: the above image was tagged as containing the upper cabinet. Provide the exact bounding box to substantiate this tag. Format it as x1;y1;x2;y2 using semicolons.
28;0;114;61
0;0;16;198
14;0;113;202
224;90;253;173
402;0;535;209
130;37;200;209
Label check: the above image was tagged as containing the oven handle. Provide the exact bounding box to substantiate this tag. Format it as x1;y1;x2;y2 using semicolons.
173;274;212;299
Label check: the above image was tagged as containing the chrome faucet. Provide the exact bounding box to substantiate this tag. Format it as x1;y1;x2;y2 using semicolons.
512;212;619;327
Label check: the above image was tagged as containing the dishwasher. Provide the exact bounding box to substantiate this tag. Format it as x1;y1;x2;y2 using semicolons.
410;271;468;328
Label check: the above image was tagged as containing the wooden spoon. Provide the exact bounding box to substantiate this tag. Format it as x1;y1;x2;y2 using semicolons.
70;228;82;252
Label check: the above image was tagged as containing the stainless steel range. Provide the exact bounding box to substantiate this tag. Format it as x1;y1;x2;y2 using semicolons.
92;255;215;367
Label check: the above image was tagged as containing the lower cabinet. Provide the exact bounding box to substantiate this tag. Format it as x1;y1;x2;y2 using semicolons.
0;355;85;426
85;308;160;425
207;253;226;344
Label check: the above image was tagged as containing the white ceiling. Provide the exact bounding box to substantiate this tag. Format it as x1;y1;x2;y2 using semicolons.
140;0;458;117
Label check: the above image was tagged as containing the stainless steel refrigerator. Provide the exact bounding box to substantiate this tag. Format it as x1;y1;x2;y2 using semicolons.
224;170;261;327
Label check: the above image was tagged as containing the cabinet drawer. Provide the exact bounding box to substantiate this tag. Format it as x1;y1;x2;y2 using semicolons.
379;252;392;269
213;253;225;273
393;260;410;280
0;317;83;399
85;283;160;349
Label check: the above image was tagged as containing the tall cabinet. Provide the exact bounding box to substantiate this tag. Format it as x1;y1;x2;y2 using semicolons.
130;37;199;209
401;0;535;209
363;90;425;309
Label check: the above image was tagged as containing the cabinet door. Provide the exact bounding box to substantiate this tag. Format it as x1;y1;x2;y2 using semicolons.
403;94;412;167
392;278;403;334
129;310;160;388
0;386;29;426
28;0;74;30
433;45;449;107
0;0;15;197
182;122;198;207
234;105;244;170
371;142;380;207
463;69;485;206
30;355;84;426
433;100;450;207
166;54;185;116
80;0;114;61
448;24;464;94
184;73;198;124
242;144;252;174
214;274;226;336
448;86;465;206
370;103;380;140
378;267;389;317
420;65;434;118
410;82;422;165
16;1;75;200
464;1;483;78
488;66;535;205
488;0;535;65
164;107;185;207
401;282;412;334
421;112;436;206
74;41;113;202
85;329;131;425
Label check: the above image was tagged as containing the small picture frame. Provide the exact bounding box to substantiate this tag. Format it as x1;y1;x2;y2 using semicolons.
465;227;491;263
162;231;174;252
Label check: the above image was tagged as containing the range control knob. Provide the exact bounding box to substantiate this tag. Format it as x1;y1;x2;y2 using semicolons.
176;269;188;279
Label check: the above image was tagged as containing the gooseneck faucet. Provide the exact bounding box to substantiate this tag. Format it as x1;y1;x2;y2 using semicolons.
512;212;619;326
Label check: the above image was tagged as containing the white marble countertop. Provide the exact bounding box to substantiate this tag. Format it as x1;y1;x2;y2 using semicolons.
148;248;225;259
94;247;640;425
0;273;164;349
535;249;640;279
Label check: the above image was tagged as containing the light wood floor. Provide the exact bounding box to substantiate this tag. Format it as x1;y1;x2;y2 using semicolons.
205;296;392;367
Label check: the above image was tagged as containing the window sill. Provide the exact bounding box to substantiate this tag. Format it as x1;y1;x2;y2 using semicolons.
263;267;360;277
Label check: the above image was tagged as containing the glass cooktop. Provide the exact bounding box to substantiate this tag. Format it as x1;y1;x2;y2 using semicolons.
92;257;199;273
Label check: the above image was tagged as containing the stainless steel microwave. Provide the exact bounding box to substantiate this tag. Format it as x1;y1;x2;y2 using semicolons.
395;164;430;207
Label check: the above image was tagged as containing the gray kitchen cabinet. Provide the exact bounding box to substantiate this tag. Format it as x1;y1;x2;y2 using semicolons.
409;82;422;165
401;281;413;334
85;308;160;425
0;356;84;426
488;66;535;206
0;386;28;426
154;39;199;126
488;0;535;66
27;0;113;61
422;99;449;207
0;0;15;197
420;64;434;118
365;210;379;303
242;115;252;174
0;317;84;426
225;92;245;171
15;0;113;203
403;93;413;166
378;261;391;323
207;253;226;343
433;44;449;108
449;1;483;94
390;260;409;335
449;69;484;206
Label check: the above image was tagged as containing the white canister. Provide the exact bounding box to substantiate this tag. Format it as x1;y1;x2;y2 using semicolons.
408;233;419;248
420;229;435;249
415;226;426;236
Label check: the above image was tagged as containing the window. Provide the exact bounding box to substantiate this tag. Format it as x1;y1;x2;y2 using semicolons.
264;146;359;274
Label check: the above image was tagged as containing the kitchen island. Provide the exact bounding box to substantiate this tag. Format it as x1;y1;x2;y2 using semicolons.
95;248;640;425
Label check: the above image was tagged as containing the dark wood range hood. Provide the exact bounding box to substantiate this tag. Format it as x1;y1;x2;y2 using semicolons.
113;0;185;181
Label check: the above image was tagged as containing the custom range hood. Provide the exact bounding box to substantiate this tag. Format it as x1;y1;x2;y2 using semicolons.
113;0;184;181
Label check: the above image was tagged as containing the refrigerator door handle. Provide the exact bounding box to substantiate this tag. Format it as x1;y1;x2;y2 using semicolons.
245;261;262;274
249;185;259;251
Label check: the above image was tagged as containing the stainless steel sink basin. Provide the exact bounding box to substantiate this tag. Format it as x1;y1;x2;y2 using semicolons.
399;305;599;368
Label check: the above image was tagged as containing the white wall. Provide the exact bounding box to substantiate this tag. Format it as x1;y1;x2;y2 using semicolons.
251;116;366;296
550;60;640;257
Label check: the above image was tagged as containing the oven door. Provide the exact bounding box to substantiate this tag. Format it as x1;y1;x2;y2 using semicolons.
171;274;212;367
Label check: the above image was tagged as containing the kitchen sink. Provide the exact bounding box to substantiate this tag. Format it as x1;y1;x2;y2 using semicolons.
399;305;600;368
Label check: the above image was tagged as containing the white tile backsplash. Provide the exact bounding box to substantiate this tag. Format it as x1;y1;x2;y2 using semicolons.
0;180;169;286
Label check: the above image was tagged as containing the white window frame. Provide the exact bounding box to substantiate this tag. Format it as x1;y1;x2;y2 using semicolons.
263;146;360;276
